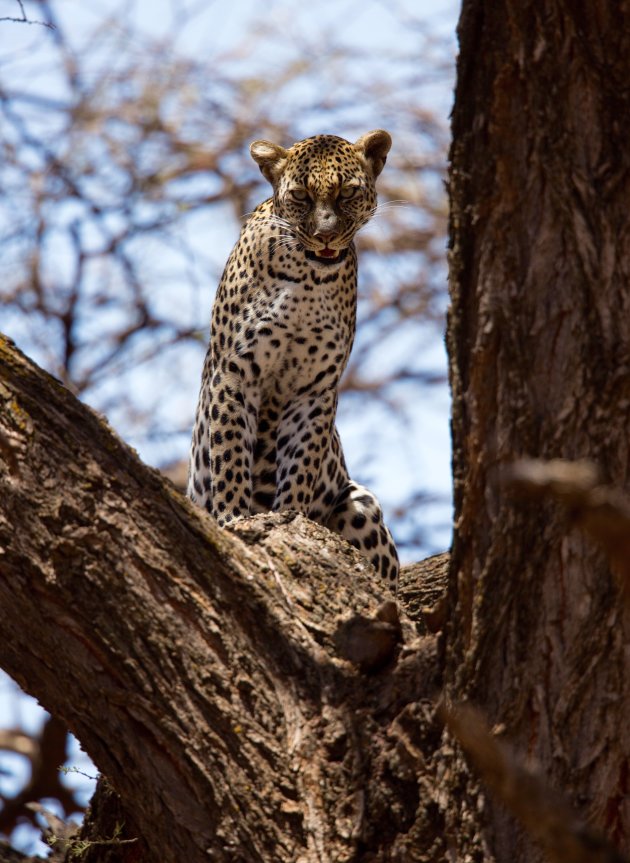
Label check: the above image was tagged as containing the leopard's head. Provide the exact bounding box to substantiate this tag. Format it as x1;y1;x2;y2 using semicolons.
250;131;391;267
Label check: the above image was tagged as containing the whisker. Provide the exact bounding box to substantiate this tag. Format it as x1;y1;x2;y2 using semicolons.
369;201;411;216
269;236;302;253
244;212;296;232
266;215;294;229
369;201;411;215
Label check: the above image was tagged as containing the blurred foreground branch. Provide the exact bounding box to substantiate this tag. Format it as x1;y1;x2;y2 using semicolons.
0;716;77;835
443;703;628;863
505;458;630;581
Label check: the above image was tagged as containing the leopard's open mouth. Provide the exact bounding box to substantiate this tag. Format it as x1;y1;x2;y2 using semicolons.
305;247;349;266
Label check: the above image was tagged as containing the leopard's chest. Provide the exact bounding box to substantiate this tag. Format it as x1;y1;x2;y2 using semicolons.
248;268;355;397
211;215;358;400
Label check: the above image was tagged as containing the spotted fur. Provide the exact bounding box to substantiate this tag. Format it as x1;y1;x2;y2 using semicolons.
188;131;399;586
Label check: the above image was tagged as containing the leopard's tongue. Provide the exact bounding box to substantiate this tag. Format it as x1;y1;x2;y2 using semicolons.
318;247;338;258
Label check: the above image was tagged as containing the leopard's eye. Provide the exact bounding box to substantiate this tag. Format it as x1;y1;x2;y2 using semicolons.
288;188;310;202
339;185;360;200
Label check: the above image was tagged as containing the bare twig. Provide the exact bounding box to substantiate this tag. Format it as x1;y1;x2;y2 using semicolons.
0;0;55;28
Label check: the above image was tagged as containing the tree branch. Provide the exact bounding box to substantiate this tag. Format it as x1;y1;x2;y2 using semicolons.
0;335;445;862
0;0;54;28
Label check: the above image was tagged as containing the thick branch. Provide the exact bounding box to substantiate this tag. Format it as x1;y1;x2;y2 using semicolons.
0;336;445;862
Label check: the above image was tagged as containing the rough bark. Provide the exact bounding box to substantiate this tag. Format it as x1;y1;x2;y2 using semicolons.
0;334;450;862
447;1;630;860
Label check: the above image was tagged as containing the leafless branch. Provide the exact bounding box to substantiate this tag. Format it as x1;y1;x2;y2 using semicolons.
0;0;54;27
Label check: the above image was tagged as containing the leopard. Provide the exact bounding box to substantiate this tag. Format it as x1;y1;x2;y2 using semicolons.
188;130;399;587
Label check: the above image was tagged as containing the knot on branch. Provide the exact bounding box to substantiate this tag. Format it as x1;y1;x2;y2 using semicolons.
333;600;402;672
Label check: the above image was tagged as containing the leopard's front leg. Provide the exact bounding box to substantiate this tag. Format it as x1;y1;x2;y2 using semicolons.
273;390;336;513
207;354;259;525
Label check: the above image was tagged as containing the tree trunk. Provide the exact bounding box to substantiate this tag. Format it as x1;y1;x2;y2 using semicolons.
0;335;450;862
447;1;630;859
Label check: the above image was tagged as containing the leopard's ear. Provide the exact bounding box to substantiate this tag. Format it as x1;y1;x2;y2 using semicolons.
250;140;289;185
354;130;392;178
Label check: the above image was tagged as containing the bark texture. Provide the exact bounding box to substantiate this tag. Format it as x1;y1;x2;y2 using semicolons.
0;335;450;862
447;1;630;859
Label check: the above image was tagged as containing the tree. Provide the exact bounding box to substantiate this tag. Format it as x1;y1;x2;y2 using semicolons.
445;1;630;859
3;0;630;861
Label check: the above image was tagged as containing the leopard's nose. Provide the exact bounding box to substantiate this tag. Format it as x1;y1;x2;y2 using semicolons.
314;230;339;244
